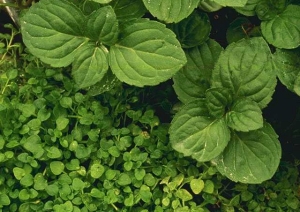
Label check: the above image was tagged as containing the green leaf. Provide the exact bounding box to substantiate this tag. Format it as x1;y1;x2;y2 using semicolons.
110;0;147;22
169;11;211;48
213;0;248;7
85;6;118;45
87;70;121;96
203;180;214;194
214;122;282;184
169;100;230;162
198;0;223;12
234;0;261;16
23;135;45;159
20;0;88;66
117;173;132;186
50;161;65;175
272;47;300;96
109;19;186;86
47;146;62;159
211;37;276;109
56;117;69;130
135;169;146;181
72;43;109;88
142;0;200;23
205;88;232;118
20;174;34;187
72;178;85;191
18;104;36;118
261;5;300;49
226;98;263;132
0;194;10;206
92;0;112;4
256;0;287;21
190;178;205;194
90;163;105;179
13;167;26;180
60;97;72;108
175;189;193;201
139;185;152;203
173;39;223;103
34;173;48;190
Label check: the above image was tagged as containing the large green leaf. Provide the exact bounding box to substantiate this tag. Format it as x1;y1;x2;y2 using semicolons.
72;43;109;88
109;19;186;87
261;5;300;49
168;11;211;48
20;0;88;67
272;47;300;96
173;39;223;103
205;88;232;118
85;6;119;45
110;0;147;22
169;100;230;162
226;98;263;132
213;0;248;7
211;37;276;109
214;122;281;184
142;0;200;23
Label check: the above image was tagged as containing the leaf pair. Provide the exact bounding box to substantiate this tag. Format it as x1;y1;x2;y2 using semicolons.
170;37;281;183
21;0;187;88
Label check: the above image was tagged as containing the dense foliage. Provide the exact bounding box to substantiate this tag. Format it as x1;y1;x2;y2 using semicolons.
0;0;300;211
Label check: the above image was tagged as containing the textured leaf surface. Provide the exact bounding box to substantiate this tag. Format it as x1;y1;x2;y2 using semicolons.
173;39;223;103
261;5;300;49
205;88;232;118
86;6;119;45
142;0;200;23
110;0;147;22
226;98;263;132
109;19;186;87
213;0;247;7
169;100;230;162
169;11;211;48
234;0;261;16
212;37;276;109
214;123;281;184
21;0;88;67
272;48;300;95
73;43;109;88
198;0;223;12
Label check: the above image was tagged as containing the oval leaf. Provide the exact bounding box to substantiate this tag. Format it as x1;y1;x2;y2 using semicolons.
73;43;109;88
50;161;65;175
142;0;200;23
169;11;211;48
173;39;223;103
212;37;276;109
272;47;300;96
226;98;263;132
109;19;186;87
169;100;230;162
214;122;281;184
206;88;232;118
86;6;119;45
261;5;300;49
110;0;147;22
20;0;88;67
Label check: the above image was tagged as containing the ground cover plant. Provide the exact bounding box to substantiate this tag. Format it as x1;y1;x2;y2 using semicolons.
0;0;300;211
